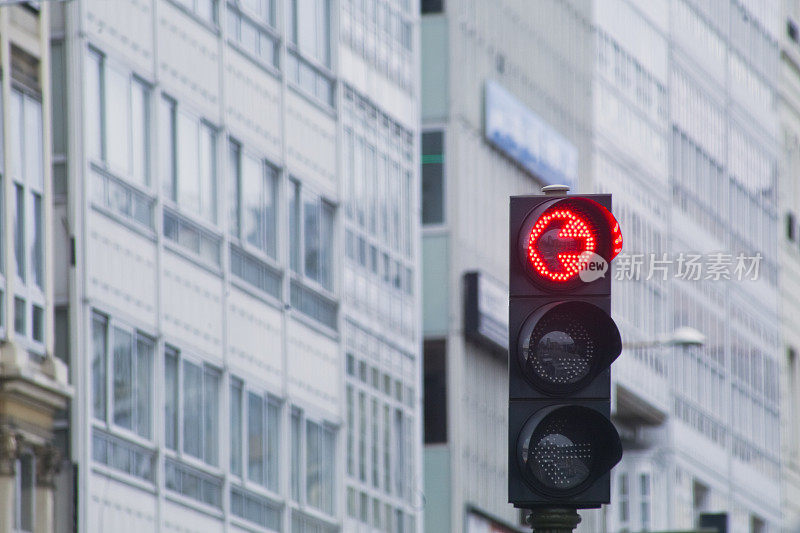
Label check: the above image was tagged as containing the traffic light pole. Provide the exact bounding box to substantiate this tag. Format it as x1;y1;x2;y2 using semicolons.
525;508;581;533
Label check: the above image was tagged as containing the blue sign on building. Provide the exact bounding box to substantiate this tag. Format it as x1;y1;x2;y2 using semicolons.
484;80;577;188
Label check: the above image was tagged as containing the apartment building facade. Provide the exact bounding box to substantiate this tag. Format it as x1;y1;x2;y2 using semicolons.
420;1;783;532
50;0;421;532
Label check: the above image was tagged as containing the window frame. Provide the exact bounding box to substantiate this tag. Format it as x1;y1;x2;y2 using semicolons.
9;87;46;353
90;312;155;445
170;0;220;27
288;177;336;295
290;407;337;517
163;346;222;471
229;381;282;494
160;94;219;226
227;0;281;69
85;48;152;189
228;138;281;263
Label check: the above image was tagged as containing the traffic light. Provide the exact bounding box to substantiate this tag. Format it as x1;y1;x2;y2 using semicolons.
508;192;624;509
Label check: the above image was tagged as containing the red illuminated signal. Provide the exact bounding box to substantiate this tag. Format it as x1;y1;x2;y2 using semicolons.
518;198;622;286
527;209;597;283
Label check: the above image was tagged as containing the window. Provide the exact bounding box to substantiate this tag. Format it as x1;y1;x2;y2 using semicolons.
289;0;330;67
618;473;629;524
10;88;45;348
421;0;443;14
173;0;218;25
421;131;444;225
164;347;220;466
291;409;336;515
91;313;154;440
227;0;279;67
750;515;766;533
229;382;281;491
287;0;334;106
423;339;447;443
86;50;150;186
14;452;34;532
787;212;796;241
161;96;217;223
289;179;334;291
228;140;278;258
639;473;650;531
230;378;243;476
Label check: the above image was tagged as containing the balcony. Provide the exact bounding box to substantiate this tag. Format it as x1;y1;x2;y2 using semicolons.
613;347;671;426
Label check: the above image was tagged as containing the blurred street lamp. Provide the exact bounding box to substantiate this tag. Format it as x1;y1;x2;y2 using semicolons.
622;326;705;350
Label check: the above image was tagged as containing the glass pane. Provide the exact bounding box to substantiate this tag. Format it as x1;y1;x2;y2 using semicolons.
106;66;131;174
10;91;22;181
197;0;215;23
13;297;25;335
318;0;331;67
297;0;316;57
160;98;176;200
131;80;149;185
242;154;263;251
320;203;333;290
289;181;300;273
303;197;320;283
92;316;107;421
306;421;321;510
112;328;133;430
323;426;334;513
248;392;265;484
24;97;43;190
31;193;43;289
266;400;279;491
183;361;203;458
204;368;219;465
228;141;240;238
31;305;43;343
86;52;102;161
241;17;258;54
230;379;243;476
164;350;178;450
136;337;153;438
291;410;301;501
199;123;216;222
14;184;25;282
264;168;277;257
346;386;354;476
177;113;200;215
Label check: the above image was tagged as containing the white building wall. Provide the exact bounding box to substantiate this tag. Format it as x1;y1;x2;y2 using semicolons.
61;0;421;532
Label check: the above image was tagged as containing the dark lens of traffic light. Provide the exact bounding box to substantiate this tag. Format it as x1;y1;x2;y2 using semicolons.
523;410;594;490
521;307;594;387
517;301;622;395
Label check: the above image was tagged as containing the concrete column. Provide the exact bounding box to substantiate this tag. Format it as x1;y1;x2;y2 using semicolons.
34;445;61;533
0;429;19;533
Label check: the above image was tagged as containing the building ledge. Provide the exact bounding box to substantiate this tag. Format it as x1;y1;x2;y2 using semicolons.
0;340;72;407
613;381;668;426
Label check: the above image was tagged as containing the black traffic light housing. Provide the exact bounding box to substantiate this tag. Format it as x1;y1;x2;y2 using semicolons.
509;193;623;509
